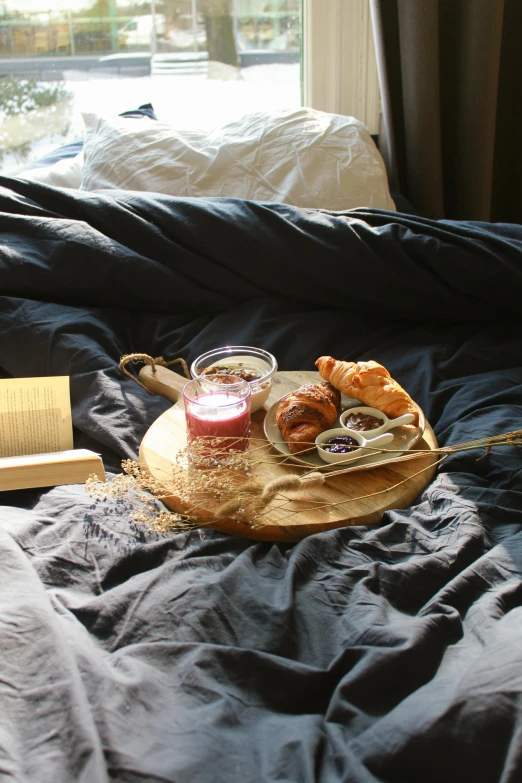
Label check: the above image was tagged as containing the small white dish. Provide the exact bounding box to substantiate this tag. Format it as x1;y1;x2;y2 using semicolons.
339;406;415;437
315;428;394;465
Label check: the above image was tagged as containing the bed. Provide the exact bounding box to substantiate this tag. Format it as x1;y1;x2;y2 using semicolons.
1;105;522;783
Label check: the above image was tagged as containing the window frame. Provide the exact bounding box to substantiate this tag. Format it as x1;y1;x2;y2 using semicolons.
303;0;381;134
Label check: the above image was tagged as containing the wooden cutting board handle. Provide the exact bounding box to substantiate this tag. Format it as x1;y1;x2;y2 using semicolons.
138;364;188;404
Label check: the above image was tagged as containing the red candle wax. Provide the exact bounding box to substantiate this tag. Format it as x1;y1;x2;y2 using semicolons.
185;392;250;451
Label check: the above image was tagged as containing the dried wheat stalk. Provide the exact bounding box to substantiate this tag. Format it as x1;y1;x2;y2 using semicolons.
85;429;522;534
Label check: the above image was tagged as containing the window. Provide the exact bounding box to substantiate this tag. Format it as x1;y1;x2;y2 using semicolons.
0;0;380;176
0;0;303;174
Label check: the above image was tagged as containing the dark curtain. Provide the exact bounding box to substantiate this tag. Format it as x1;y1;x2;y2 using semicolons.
369;0;522;223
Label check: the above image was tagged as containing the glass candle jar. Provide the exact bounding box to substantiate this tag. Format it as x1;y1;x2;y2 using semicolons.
182;375;251;452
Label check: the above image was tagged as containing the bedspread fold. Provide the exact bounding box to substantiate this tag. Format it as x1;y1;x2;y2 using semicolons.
1;177;522;783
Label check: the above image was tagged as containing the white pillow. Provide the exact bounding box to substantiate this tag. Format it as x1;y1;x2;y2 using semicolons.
18;152;84;190
80;108;396;212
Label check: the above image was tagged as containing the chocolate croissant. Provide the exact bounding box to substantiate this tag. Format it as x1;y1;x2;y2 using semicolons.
315;356;419;424
276;382;341;453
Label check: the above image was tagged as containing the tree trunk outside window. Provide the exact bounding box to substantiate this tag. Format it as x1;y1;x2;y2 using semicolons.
200;0;238;66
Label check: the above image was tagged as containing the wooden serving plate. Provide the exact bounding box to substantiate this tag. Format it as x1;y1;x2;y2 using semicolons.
138;366;439;542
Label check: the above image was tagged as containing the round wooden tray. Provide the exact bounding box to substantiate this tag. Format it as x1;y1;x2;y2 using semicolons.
138;366;439;542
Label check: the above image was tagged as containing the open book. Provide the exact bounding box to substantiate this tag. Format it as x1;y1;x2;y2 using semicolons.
0;376;105;491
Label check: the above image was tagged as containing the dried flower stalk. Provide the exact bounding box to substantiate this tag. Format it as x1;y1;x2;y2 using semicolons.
85;430;522;535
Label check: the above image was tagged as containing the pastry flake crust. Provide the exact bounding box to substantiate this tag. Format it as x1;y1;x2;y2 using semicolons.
276;381;341;454
315;356;419;424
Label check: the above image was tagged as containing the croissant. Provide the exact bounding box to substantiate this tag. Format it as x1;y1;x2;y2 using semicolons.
276;382;341;453
315;356;419;424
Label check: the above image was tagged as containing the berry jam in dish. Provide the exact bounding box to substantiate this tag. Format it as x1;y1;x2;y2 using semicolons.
316;427;395;465
323;435;359;453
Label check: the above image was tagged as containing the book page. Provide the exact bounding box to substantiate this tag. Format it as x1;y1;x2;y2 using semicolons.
0;376;73;458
